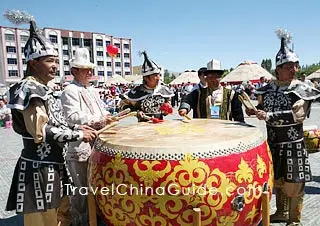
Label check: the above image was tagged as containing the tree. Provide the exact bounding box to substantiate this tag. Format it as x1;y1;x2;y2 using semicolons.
164;69;173;84
261;59;272;73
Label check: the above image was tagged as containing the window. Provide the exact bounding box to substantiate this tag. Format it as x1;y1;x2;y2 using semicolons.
22;59;26;64
7;58;17;65
62;37;68;45
73;50;76;55
64;71;71;75
125;71;131;75
63;50;69;56
107;71;112;76
8;70;19;77
124;62;130;67
98;71;104;76
124;53;130;58
72;38;80;46
106;62;112;67
49;35;58;43
6;46;16;53
114;43;120;48
115;62;121;67
97;61;104;66
21;47;25;53
123;44;130;49
84;39;91;47
23;70;27;77
97;51;103;56
20;35;29;42
105;41;111;46
115;71;121;75
116;53;121;58
5;34;15;41
96;39;103;47
64;60;69;65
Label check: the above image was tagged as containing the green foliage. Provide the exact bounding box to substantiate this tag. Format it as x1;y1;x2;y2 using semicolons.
296;62;320;78
261;59;272;72
164;69;175;84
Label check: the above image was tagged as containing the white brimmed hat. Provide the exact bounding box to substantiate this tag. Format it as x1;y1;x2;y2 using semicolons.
205;59;224;75
69;48;95;69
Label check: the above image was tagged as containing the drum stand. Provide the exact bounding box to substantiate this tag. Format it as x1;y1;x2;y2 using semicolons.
193;208;201;226
261;184;270;226
88;192;98;226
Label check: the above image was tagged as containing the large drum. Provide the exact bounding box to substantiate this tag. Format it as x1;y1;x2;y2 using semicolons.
88;119;273;226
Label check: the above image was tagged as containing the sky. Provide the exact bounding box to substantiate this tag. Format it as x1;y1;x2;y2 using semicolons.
1;0;320;73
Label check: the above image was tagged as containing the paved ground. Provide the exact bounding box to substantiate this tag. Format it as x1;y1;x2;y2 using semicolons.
0;102;320;225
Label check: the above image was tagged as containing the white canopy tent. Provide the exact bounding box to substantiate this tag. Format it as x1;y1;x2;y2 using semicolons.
306;69;320;80
104;75;129;86
169;70;199;85
221;60;275;84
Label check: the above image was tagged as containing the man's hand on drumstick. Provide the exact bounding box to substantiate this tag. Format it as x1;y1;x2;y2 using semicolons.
245;108;256;116
80;125;97;143
105;114;118;124
137;111;146;120
178;109;187;116
256;110;267;121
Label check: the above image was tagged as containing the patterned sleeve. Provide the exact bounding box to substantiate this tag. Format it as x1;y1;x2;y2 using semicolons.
22;98;83;143
266;110;295;125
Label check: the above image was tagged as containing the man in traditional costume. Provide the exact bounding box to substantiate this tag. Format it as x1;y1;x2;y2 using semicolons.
178;59;244;122
247;29;320;226
5;20;97;226
120;51;174;121
60;48;113;225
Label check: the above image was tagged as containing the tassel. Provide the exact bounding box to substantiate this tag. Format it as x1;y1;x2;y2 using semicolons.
3;9;35;25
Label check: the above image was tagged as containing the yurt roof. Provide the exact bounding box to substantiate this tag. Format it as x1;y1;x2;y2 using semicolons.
221;60;275;83
170;70;199;85
306;69;320;80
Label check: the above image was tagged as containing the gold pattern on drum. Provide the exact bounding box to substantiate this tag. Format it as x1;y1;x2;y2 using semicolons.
90;151;271;226
154;124;205;135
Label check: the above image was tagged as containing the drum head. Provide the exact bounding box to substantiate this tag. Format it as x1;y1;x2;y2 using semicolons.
97;119;264;159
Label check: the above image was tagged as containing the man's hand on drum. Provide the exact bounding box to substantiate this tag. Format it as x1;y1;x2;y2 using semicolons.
178;109;187;117
256;110;267;121
80;125;97;142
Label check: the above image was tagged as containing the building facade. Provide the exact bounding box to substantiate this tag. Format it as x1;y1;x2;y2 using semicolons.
0;26;133;85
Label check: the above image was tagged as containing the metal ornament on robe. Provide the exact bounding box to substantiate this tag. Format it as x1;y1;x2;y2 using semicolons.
88;119;273;226
106;45;119;58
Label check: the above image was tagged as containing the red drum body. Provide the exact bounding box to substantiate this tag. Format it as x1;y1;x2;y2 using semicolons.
88;119;273;226
304;126;320;154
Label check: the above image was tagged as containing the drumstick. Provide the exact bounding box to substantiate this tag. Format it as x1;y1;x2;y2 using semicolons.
181;114;192;123
111;108;131;120
184;114;192;120
97;121;118;135
116;111;137;120
238;93;258;112
99;130;117;135
143;115;164;123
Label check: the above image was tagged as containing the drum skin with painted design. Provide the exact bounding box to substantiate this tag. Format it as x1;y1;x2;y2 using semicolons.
88;119;273;226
